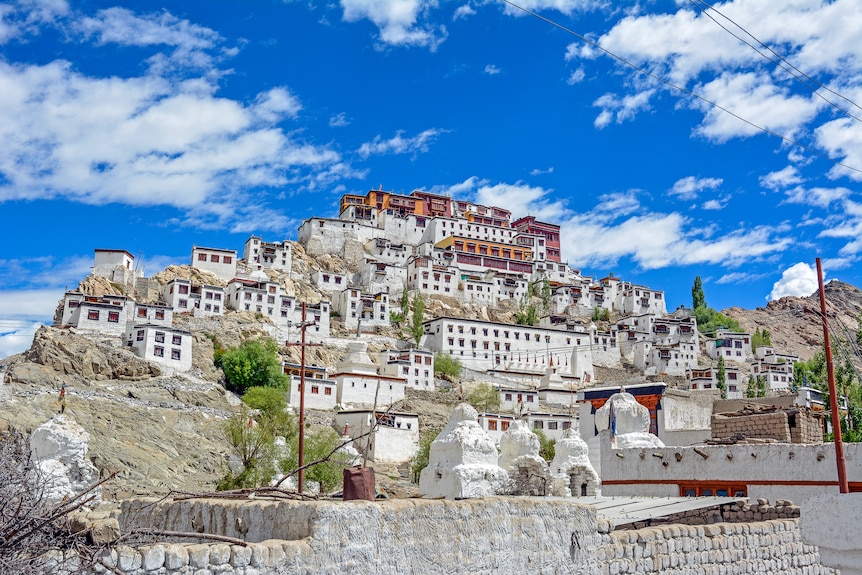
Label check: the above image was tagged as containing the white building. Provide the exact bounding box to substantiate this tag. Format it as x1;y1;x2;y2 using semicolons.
406;256;457;297
477;412;516;444
377;349;435;390
332;342;405;407
686;365;744;399
310;270;350;294
333;410;419;463
162;279;224;316
126;324;192;372
191;246;237;283
284;362;337;410
705;330;752;363
226;277;330;338
527;412;576;441
333;288;390;331
93;249;142;287
752;360;795;393
59;293;129;337
243;236;292;273
130;302;173;327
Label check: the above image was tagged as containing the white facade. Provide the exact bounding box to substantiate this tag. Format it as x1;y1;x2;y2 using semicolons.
298;217;381;257
243;236;292;273
422;316;596;372
126;324;192;372
59;292;133;335
191;246;237;282
377;349;435;390
333;410;419;463
499;387;539;413
477;412;516;444
406;256;458;297
93;249;142;286
335;373;405;407
226;278;330;338
752;360;795;392
162;279;224;316
333;288;390;331
686;366;744;399
130;303;173;327
284;363;337;410
310;270;350;294
705;330;751;363
527;412;576;442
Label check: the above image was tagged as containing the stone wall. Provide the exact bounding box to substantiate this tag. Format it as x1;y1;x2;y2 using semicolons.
790;410;824;444
711;412;791;441
82;497;836;575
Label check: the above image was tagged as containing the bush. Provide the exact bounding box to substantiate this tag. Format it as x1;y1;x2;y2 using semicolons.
281;428;355;494
467;383;500;413
434;353;462;380
410;432;436;483
533;428;555;462
220;337;288;395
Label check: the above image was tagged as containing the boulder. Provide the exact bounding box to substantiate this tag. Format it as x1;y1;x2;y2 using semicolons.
29;415;101;505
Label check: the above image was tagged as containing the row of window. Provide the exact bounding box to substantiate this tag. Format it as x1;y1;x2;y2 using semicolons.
197;253;233;264
153;346;182;360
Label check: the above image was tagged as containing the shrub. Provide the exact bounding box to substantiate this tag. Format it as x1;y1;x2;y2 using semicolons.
220;337;288;395
434;353;462;380
467;383;500;413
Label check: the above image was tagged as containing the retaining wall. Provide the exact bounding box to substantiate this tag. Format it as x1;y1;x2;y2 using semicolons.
77;497;835;575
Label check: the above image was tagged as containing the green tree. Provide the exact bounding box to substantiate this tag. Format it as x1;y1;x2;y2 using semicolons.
410;432;436;483
716;355;727;399
411;293;425;345
467;383;501;413
534;428;556;462
434;353;462;380
515;292;538;326
282;428;355;494
591;307;610;322
400;285;410;312
220;338;288;395
756;375;767;397
746;374;757;398
692;276;706;310
218;405;281;489
751;328;772;351
242;386;295;437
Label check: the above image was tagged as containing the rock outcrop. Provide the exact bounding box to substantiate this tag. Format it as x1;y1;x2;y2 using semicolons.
29;415;101;505
22;326;160;383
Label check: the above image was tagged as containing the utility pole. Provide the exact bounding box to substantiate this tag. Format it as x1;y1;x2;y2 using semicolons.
816;257;849;494
284;302;322;493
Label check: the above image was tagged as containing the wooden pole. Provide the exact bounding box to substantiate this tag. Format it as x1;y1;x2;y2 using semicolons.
298;302;306;494
816;257;849;494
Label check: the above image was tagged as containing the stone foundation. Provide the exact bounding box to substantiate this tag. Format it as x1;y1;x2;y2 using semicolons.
73;497;836;575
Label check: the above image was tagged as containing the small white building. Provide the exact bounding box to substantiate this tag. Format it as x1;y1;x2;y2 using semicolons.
194;285;225;317
526;412;576;441
93;249;142;287
333;410;419;463
191;246;237;283
311;270;349;294
705;330;752;363
59;292;129;337
162;279;224;316
332;342;406;407
126;324;192;372
377;349;435;390
406;255;457;297
130;302;173;327
499;386;539;413
477;412;516;444
284;362;337;410
752;360;795;392
333;288;390;331
686;365;744;399
242;236;292;273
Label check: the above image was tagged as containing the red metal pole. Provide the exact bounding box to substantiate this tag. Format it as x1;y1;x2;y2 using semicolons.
816;258;849;494
297;302;306;494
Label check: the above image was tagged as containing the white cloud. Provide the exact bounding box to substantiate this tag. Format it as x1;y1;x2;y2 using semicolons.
0;319;45;359
784;186;852;208
357;128;446;158
593;90;654;128
452;5;476;20
484;64;501;75
501;0;607;17
566;68;585;85
0;59;341;225
529;167;554;176
716;272;766;285
329;112;350;127
0;289;64;320
767;262;818;301
340;0;447;50
701;198;727;210
76;7;219;50
760;166;803;191
573;0;862;167
668;176;722;200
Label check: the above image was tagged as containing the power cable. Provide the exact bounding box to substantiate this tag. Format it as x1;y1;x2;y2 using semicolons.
500;0;862;176
689;0;862;118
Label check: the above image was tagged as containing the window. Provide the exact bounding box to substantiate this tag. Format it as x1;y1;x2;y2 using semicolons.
505;393;512;401
533;421;543;429
547;421;558;430
172;335;182;345
205;292;213;300
155;310;165;320
108;311;119;323
562;422;571;430
171;349;181;360
136;330;144;341
210;254;219;262
214;293;222;301
154;346;164;357
311;386;319;394
223;256;232;264
179;299;187;308
155;332;165;343
87;309;100;321
488;420;497;431
197;253;207;261
324;387;332;396
179;284;189;295
137;308;147;318
526;396;534;402
500;421;510;431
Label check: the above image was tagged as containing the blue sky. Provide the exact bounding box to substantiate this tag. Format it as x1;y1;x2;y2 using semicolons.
2;0;862;358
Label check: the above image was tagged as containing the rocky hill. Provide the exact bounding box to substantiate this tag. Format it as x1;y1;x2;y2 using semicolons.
2;267;860;501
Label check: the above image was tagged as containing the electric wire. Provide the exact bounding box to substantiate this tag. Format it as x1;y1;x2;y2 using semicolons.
689;0;862;118
500;0;862;176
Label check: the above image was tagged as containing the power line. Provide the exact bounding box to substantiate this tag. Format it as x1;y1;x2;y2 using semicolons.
689;0;862;120
500;0;862;176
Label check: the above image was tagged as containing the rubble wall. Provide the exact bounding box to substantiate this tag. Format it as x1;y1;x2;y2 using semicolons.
711;412;791;441
99;497;834;575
